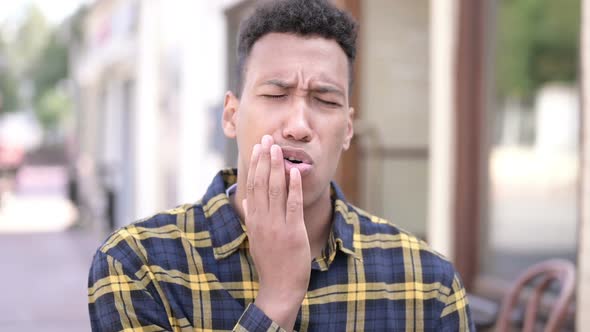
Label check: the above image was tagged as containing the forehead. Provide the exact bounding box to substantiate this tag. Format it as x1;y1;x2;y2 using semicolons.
244;33;349;90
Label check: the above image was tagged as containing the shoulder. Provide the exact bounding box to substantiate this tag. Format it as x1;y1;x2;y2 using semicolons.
350;204;457;286
92;202;208;269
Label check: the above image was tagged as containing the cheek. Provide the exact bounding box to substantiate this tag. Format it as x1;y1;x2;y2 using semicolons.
240;109;283;137
235;110;277;153
236;108;260;138
323;121;349;147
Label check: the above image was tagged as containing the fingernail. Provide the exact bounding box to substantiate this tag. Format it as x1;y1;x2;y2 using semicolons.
252;144;260;158
270;144;279;160
262;135;272;147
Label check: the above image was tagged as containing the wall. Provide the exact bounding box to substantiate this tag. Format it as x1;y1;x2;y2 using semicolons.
427;0;458;257
359;0;430;237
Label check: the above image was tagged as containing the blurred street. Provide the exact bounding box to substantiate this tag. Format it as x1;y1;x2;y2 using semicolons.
0;164;102;332
1;165;77;232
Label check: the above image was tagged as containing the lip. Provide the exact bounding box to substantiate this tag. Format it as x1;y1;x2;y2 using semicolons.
280;146;314;176
280;147;314;165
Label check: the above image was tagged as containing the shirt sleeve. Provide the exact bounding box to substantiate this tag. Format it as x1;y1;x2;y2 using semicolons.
438;272;476;331
233;303;287;332
88;250;172;331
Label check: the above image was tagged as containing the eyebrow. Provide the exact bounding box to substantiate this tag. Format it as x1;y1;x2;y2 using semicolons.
261;79;345;97
262;79;294;89
312;85;345;97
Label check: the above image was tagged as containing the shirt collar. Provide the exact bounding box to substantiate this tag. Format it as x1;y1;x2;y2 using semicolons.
203;168;362;263
314;183;363;270
201;169;245;260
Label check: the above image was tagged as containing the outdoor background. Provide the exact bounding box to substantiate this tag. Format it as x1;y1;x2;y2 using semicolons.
0;0;584;331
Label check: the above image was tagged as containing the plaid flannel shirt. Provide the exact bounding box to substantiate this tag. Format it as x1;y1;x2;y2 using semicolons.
88;169;474;331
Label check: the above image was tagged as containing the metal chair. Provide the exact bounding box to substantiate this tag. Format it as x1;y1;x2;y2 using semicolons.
495;259;576;332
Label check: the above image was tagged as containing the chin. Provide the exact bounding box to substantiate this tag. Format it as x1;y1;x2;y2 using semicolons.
302;179;330;206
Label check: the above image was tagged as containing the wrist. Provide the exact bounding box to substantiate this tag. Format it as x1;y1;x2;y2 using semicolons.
254;289;303;330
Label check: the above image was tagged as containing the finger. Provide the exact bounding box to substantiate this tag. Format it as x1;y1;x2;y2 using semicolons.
254;135;273;213
242;199;249;224
246;144;261;215
285;167;303;225
268;144;286;218
242;199;248;215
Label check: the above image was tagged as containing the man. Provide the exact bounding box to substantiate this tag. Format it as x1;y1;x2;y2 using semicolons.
88;0;474;331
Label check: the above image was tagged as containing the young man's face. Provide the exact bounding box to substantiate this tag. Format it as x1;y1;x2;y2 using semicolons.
223;33;354;206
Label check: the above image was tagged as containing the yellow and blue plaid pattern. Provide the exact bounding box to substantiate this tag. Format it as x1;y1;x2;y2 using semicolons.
88;169;474;331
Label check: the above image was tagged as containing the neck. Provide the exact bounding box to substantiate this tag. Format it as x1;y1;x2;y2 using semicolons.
231;171;333;259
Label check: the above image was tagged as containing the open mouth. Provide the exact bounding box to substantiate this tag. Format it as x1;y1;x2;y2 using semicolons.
281;147;313;165
280;146;313;176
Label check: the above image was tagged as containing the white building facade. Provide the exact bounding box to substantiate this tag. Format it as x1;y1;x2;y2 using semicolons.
73;0;237;230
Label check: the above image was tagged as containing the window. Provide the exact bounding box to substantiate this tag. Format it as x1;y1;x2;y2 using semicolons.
480;0;580;287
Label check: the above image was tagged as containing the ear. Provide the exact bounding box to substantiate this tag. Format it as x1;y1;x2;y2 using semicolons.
222;91;239;138
342;107;355;150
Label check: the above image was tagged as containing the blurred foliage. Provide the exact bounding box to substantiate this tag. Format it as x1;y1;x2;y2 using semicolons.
496;0;580;100
0;68;20;112
32;32;69;102
0;3;71;131
0;30;20;112
36;86;71;130
6;5;50;78
0;4;50;113
0;32;20;112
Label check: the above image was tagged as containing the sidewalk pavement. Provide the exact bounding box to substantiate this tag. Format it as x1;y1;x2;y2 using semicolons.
0;230;104;331
0;164;105;331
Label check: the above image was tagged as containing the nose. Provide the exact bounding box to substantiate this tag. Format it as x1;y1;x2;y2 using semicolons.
282;98;313;142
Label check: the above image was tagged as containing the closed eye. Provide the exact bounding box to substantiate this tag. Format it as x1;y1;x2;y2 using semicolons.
262;94;287;99
315;97;341;107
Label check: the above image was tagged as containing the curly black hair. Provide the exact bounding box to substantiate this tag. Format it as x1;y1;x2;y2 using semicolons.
235;0;358;96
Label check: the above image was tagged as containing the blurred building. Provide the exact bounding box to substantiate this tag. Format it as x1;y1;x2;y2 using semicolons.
69;0;587;329
72;0;230;230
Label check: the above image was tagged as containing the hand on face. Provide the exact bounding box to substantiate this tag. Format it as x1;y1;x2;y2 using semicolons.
243;134;311;330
